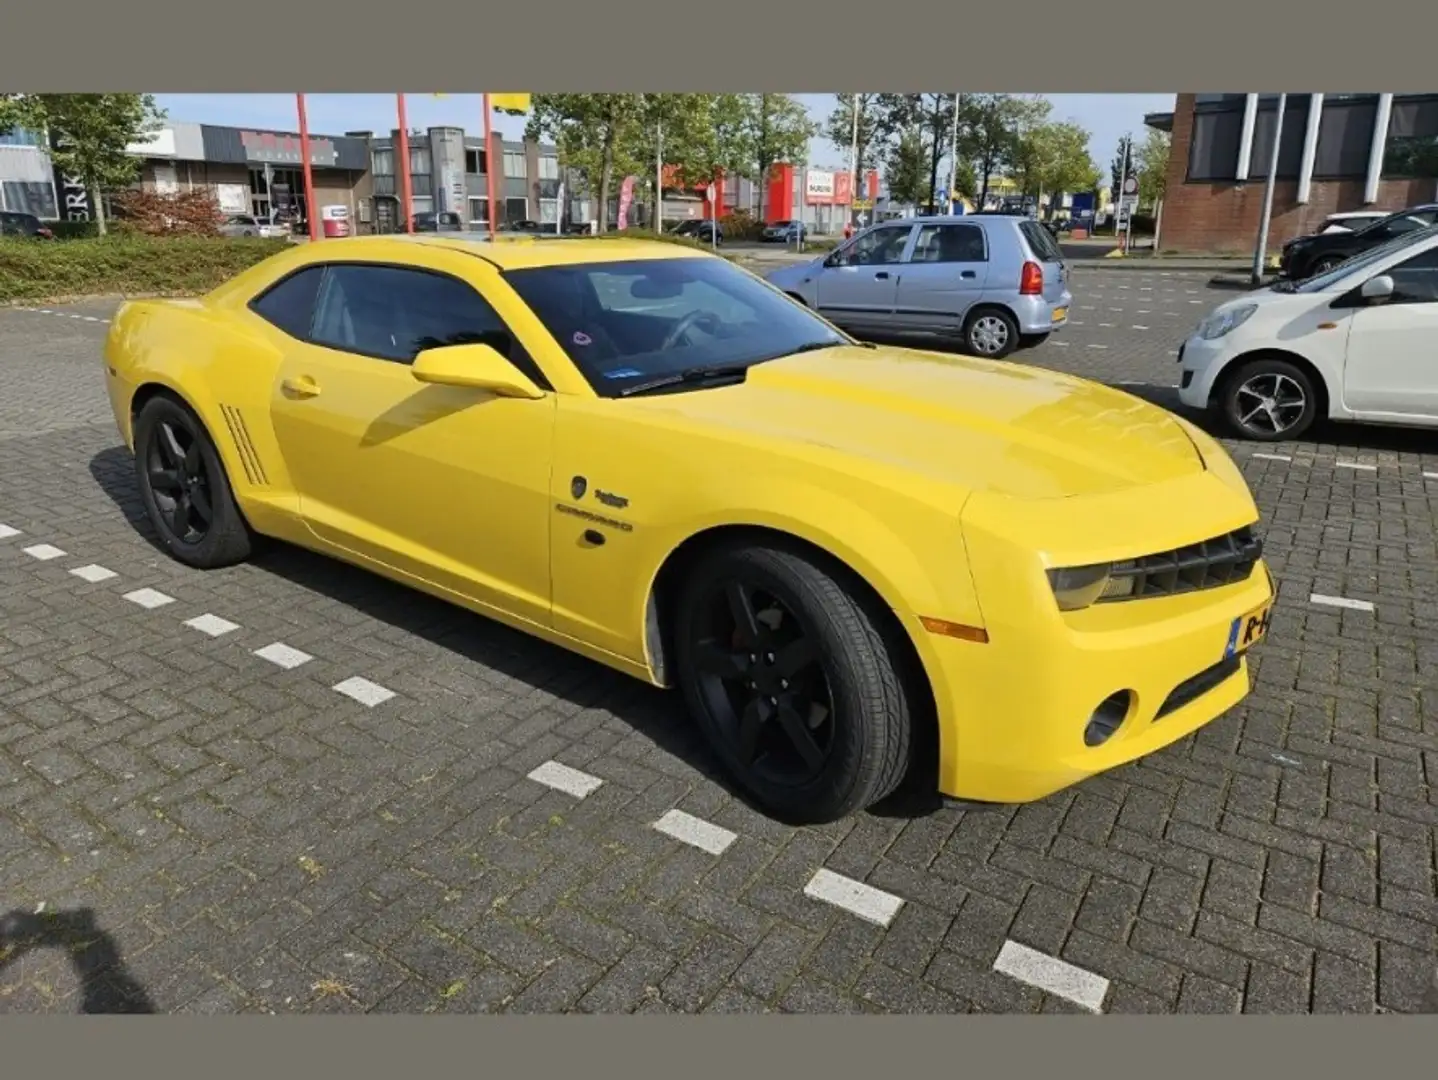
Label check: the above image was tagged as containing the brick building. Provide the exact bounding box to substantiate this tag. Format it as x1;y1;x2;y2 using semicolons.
1148;93;1438;253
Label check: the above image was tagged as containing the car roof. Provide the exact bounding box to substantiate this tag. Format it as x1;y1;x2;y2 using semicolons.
301;233;716;270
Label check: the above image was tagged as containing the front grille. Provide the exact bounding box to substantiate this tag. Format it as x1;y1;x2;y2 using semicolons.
1155;653;1242;720
1098;525;1262;603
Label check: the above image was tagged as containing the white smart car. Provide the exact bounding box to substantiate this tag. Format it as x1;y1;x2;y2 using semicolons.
1177;224;1438;441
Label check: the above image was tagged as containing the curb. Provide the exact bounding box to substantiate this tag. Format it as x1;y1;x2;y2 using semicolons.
1;290;193;309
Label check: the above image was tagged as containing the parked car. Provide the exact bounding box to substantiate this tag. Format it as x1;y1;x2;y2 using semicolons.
1280;204;1438;279
412;211;463;233
0;211;54;239
671;219;724;244
1178;223;1438;441
219;214;288;239
765;213;1072;358
1316;211;1388;235
761;220;806;243
104;233;1272;825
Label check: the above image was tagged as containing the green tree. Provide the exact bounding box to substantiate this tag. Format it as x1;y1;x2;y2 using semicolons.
527;94;647;231
740;94;816;218
884;126;930;208
876;94;956;213
626;94;724;227
1011;119;1100;211
1110;134;1135;196
0;94;164;235
955;94;1031;206
824;94;884;206
1136;127;1171;208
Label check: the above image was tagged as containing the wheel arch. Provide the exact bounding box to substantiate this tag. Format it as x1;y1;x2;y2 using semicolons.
1210;347;1332;418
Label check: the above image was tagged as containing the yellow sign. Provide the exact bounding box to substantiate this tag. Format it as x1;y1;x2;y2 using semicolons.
853;198;873;210
491;93;532;116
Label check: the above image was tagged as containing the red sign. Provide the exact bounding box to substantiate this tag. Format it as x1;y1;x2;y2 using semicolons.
240;130;337;167
617;176;637;230
834;171;854;205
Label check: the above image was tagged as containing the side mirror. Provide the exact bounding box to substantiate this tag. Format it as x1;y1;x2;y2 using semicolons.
411;343;545;399
1360;274;1395;302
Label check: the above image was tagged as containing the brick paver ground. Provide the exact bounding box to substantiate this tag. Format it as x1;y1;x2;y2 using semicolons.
0;268;1434;1014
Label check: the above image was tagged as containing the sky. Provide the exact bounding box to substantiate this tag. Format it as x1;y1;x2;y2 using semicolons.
151;93;1177;175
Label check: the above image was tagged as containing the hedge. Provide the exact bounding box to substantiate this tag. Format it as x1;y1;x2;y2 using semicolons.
0;235;288;303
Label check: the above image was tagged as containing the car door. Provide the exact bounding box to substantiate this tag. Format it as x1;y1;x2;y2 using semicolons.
813;223;916;329
1341;245;1438;423
888;221;990;334
267;258;558;628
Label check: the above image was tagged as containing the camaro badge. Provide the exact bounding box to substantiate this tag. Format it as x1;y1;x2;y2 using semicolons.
570;475;587;499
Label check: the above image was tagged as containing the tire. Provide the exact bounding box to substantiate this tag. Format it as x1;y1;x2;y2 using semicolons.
673;543;916;825
1217;356;1320;442
132;395;254;569
1018;331;1051;350
963;306;1020;359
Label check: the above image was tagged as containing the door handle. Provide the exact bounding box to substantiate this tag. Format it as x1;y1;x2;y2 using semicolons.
282;375;321;398
874;271;890;279
960;270;977;279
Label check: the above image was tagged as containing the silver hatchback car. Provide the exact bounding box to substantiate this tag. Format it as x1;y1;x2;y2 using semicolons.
765;214;1072;358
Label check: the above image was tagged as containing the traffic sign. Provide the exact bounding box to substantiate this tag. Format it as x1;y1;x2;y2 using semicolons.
853;198;873;211
1122;174;1138;196
705;183;716;201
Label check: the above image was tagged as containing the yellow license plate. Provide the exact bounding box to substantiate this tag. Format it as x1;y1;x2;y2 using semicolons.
1052;306;1068;323
1224;601;1273;659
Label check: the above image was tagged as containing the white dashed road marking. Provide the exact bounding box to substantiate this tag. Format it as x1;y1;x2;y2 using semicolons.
254;642;313;669
804;868;904;928
22;544;66;561
1051;340;1070;347
653;810;738;856
1425;472;1438;481
332;676;395;707
185;613;241;637
1251;452;1293;462
69;564;118;583
0;524;21;539
1131;325;1150;330
1334;461;1377;472
993;941;1109;1013
1087;344;1108;350
527;760;604;799
1310;594;1375;613
123;587;175;609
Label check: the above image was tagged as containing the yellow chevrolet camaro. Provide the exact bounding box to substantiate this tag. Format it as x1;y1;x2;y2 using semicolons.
102;234;1274;825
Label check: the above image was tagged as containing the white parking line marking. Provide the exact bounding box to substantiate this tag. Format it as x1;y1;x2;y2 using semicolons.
1099;322;1115;328
1424;472;1438;480
123;587;174;609
1189;299;1203;304
1334;461;1377;472
1131;325;1150;330
1309;594;1375;613
527;760;604;799
69;564;118;583
0;524;21;539
1087;344;1108;350
653;810;737;855
993;941;1109;1013
22;544;66;561
185;613;240;637
254;642;313;669
1251;452;1293;462
1051;340;1070;347
333;676;395;707
804;868;904;928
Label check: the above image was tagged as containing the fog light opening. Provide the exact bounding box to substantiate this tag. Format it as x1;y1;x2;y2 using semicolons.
1084;691;1134;748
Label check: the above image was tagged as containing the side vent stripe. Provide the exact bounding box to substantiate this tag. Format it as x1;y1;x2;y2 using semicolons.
219;404;268;487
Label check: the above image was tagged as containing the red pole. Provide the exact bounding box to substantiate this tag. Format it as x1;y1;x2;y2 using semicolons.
396;94;414;234
483;93;498;241
295;93;320;243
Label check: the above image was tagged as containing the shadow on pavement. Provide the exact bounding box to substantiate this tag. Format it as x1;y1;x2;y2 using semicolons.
86;445;950;826
0;907;155;1013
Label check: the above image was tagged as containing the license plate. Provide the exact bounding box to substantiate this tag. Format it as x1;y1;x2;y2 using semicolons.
1052;306;1068;323
1224;601;1273;659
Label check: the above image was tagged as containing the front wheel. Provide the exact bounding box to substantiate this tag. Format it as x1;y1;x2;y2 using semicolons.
1218;357;1319;442
673;544;916;825
964;307;1019;359
133;395;254;569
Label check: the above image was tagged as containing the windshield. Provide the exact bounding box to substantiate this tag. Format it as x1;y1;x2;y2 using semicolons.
504;256;849;396
1289;225;1438;293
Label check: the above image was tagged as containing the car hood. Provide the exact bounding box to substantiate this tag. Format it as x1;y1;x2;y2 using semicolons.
630;345;1206;501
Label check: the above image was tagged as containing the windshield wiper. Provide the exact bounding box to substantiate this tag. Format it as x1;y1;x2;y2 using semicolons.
617;363;753;398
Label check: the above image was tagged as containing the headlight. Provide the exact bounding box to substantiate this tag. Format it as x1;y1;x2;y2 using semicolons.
1046;563;1137;611
1197;303;1257;340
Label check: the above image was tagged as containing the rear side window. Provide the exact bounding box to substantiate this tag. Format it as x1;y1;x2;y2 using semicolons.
249;266;325;340
1019;220;1063;262
910;223;986;263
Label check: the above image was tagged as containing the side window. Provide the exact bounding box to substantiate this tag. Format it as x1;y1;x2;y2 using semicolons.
910;223;987;263
1385;247;1438;303
845;226;912;266
249;266;325;340
309;264;547;385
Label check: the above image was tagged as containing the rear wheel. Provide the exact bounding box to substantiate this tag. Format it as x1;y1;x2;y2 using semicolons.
963;307;1019;359
673;544;915;825
1218;356;1319;442
133;395;254;569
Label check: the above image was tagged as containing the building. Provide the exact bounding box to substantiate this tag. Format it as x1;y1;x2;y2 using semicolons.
1148;93;1438;253
0;127;58;218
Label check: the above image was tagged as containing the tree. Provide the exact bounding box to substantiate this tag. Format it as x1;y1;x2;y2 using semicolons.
0;94;164;235
875;94;956;213
955;94;1031;207
824;94;884;213
1010;119;1100;210
627;94;722;227
527;94;646;231
739;94;815;218
1110;134;1135;197
884;126;930;209
1136;127;1171;208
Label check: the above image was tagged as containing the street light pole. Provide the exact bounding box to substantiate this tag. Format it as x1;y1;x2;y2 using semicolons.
947;92;960;214
1252;93;1288;286
849;95;859;228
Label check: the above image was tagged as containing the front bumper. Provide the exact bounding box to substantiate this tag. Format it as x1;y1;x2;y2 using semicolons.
924;469;1271;804
1175;331;1237;410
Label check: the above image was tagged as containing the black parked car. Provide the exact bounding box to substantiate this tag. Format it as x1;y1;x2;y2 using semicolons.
671;219;724;244
1280;204;1438;279
412;211;464;232
0;211;54;239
